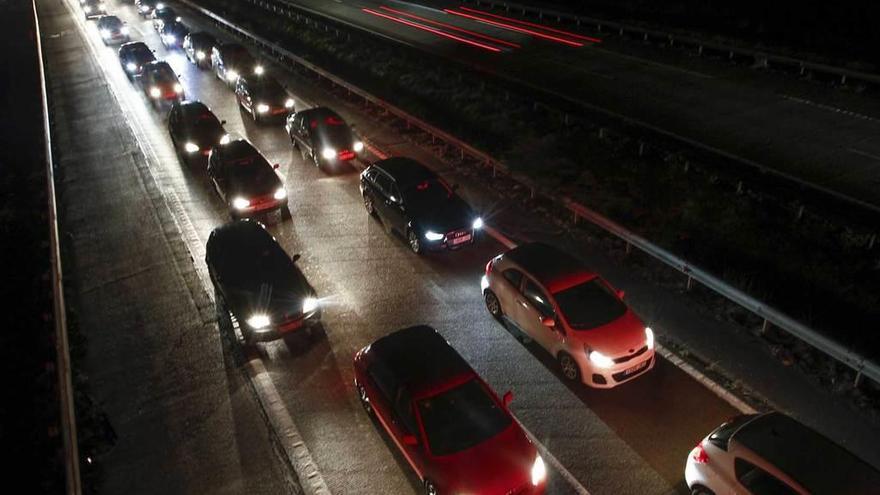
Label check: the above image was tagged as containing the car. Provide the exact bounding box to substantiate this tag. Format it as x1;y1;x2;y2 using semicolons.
207;137;289;219
686;412;880;495
118;41;156;80
81;0;107;19
96;15;129;45
182;32;216;69
354;325;547;495
285;107;364;168
211;43;263;86
150;5;180;31
481;242;655;388
135;0;158;17
140;61;184;105
359;158;482;253
206;220;320;344
167;100;229;164
159;21;189;49
235;75;294;123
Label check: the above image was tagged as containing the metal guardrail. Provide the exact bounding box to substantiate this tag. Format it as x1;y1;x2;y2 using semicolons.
465;0;880;87
33;0;83;492
179;0;880;387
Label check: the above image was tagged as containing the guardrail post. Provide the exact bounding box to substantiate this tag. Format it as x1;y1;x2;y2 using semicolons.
855;370;863;387
868;234;876;250
796;204;805;221
686;275;694;291
736;181;743;194
572;210;578;224
760;319;770;335
619;27;624;36
841;74;847;85
638;141;645;156
625;241;632;255
698;45;703;56
598;127;605;139
683;161;690;173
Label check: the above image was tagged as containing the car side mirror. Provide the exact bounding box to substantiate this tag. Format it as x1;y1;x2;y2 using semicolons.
402;434;418;446
291;254;301;263
617;290;625;300
540;316;555;327
502;390;513;408
220;120;227;125
273;163;280;169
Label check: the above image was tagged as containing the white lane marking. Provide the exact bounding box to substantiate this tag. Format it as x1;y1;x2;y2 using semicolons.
514;417;591;495
59;2;331;494
591;47;715;79
782;94;880;124
848;147;880;162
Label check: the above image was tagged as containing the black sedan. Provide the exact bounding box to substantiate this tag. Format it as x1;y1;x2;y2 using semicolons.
234;75;294;123
150;5;179;31
360;158;483;254
168;100;228;164
141;61;184;105
183;32;216;69
211;43;263;86
206;220;320;344
207;138;289;219
97;15;129;45
118;41;155;80
285;107;364;169
82;0;106;20
159;21;189;49
135;0;158;17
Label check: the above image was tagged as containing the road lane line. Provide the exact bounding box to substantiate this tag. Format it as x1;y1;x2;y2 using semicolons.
782;94;880;124
848;147;880;162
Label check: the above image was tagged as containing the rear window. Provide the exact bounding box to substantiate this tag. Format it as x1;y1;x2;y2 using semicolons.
417;379;511;456
553;278;627;330
708;414;758;451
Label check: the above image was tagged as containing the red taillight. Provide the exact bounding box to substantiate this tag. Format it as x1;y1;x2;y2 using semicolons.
691;442;709;464
485;259;493;275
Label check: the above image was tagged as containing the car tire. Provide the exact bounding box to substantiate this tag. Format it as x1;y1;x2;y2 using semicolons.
363;193;376;216
407;229;422;254
558;353;581;382
312;152;321;169
356;381;372;415
484;290;503;320
423;480;438;495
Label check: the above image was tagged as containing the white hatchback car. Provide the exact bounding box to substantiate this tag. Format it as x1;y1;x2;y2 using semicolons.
686;412;880;494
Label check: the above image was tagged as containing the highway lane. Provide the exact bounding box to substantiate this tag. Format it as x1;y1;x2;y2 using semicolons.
63;0;746;493
254;0;880;210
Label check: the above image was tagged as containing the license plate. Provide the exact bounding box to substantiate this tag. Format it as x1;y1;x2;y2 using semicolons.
451;234;472;245
624;360;648;375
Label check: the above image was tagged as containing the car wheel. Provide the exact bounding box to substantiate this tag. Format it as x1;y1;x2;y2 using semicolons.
312;152;321;168
407;230;422;254
484;290;502;320
363;193;376;216
558;353;581;382
424;480;438;495
356;381;372;415
690;487;715;495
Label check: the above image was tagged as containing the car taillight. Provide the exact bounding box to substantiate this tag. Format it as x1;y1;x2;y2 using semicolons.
691;442;709;464
485;259;493;275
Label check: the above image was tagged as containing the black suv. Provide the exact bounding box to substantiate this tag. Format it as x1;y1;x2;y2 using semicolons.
360;158;482;254
118;41;155;80
159;21;189;49
183;32;217;69
206;220;320;343
285;107;363;169
207;138;289;219
167;100;227;164
211;43;262;86
235;75;294;123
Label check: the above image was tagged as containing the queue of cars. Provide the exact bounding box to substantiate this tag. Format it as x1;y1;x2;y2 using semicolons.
85;1;879;493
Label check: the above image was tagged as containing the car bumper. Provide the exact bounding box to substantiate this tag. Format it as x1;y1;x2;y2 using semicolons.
684;452;712;491
246;310;321;342
232;198;285;217
578;349;655;388
422;230;477;251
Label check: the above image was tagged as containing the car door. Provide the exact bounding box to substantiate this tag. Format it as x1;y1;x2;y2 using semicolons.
493;267;524;326
299;115;314;156
208;154;227;200
371;172;394;226
168;104;180;146
366;363;425;477
383;182;408;233
235;78;250;111
517;277;564;353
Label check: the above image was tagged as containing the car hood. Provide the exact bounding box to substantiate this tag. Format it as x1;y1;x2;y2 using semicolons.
431;423;535;494
568;309;649;357
227;171;281;198
185;126;225;148
411;196;474;234
223;268;312;321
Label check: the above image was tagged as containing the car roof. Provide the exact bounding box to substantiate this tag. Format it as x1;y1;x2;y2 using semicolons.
502;242;595;291
208;220;272;253
373;158;435;188
178;100;210;115
733;412;880;494
369;326;474;395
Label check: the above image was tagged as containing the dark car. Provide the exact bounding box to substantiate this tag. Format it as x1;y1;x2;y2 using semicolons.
135;0;158;17
168;100;228;164
141;61;184;105
360;158;483;254
206;220;320;344
207;138;289;219
285;107;364;168
183;32;216;69
159;21;189;49
118;41;156;80
82;0;106;19
97;15;129;45
150;5;179;31
354;326;546;495
234;75;294;124
211;43;263;86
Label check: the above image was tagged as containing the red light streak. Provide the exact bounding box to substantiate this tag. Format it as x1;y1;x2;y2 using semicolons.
378;6;520;49
444;9;584;47
459;6;602;43
362;8;502;52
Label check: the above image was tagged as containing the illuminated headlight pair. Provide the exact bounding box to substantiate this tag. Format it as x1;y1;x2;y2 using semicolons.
321;148;336;160
195;50;206;60
352;140;364;152
284;98;294;109
225;70;238;82
424;231;444;241
184;142;199;153
256;103;270;114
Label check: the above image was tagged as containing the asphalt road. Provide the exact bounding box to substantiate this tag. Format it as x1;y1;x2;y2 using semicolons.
45;0;880;494
272;0;880;210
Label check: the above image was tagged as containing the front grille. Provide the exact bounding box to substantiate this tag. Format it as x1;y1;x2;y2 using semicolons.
612;356;653;382
447;229;470;239
613;345;648;364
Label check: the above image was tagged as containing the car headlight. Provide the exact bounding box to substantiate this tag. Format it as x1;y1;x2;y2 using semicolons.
226;70;238;82
424;231;444;241
126;62;137;72
219;134;231;145
246;314;270;329
139;6;147;12
253;65;264;75
196;50;205;60
472;217;484;230
232;197;250;210
175;16;182;21
273;187;286;200
352;140;364;152
173;83;183;94
120;26;130;35
164;35;176;44
98;2;106;9
480;275;489;291
321;148;336;160
149;86;161;98
588;350;614;368
531;455;546;486
184;142;199;153
256;103;269;114
645;327;654;350
284;98;294;109
100;29;110;38
156;2;165;9
302;297;319;314
84;5;91;12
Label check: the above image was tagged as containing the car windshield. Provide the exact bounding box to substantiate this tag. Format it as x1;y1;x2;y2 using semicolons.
402;178;453;209
151;66;176;84
553;278;627;329
228;157;275;187
156;8;176;18
251;78;286;99
103;17;122;29
417;379;511;456
189;113;221;131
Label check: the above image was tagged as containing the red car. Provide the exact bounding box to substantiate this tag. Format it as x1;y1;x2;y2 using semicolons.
354;325;547;495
